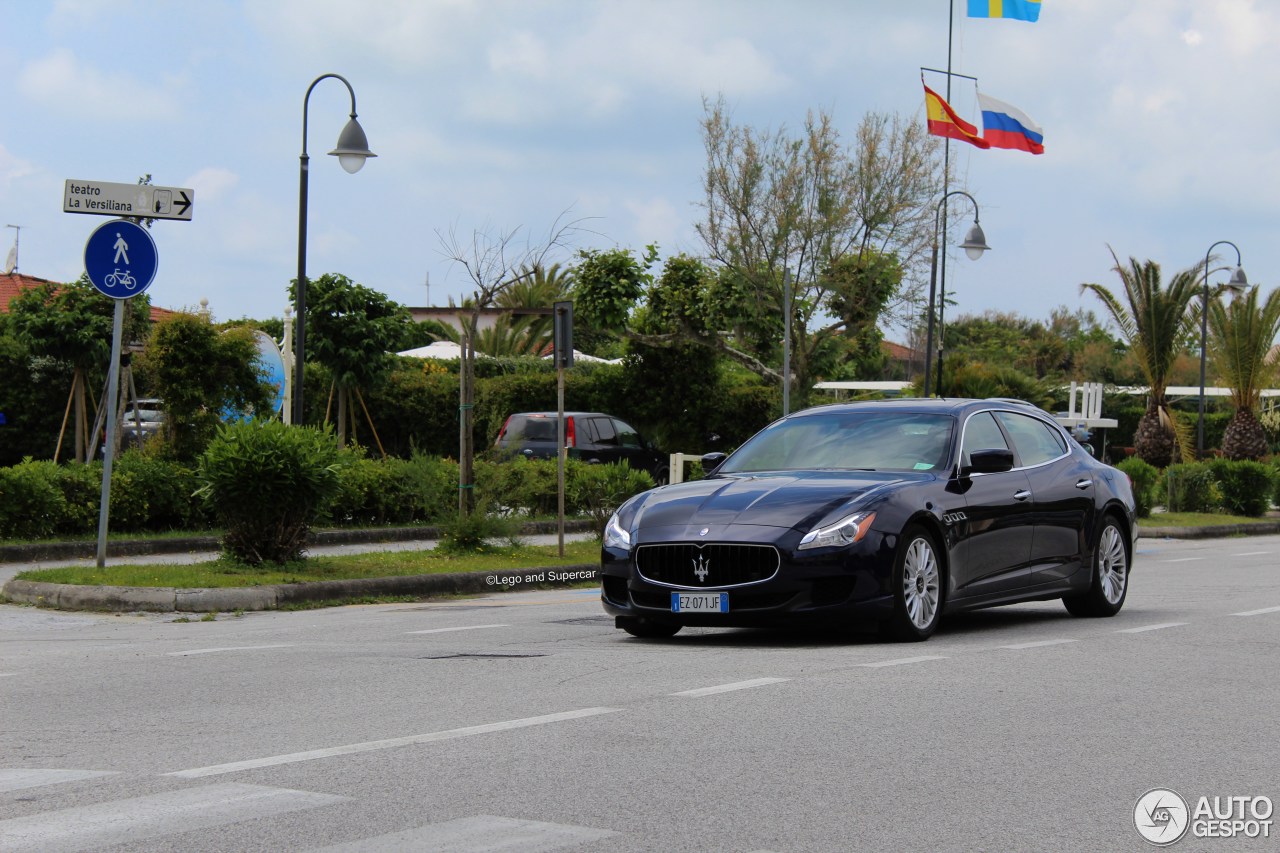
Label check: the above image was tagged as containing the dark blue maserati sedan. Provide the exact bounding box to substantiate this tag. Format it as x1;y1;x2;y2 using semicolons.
600;398;1137;642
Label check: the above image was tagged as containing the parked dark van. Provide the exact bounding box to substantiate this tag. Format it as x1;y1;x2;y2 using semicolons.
493;412;667;484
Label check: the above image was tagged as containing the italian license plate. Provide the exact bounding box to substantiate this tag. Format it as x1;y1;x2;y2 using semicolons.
671;592;728;613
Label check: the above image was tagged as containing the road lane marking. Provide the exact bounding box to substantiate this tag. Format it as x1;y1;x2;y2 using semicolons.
0;783;344;852
858;655;948;668
670;678;790;697
164;707;621;778
1233;605;1280;616
999;639;1078;650
1160;557;1204;563
406;624;510;635
1116;623;1187;633
166;645;295;657
312;814;617;852
1234;551;1272;557
0;769;118;793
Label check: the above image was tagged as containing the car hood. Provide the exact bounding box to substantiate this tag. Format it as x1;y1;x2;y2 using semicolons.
629;470;918;533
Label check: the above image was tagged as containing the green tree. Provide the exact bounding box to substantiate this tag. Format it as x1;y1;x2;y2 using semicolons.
1081;250;1202;467
7;276;149;462
573;99;942;409
297;273;411;449
1208;286;1280;460
141;312;274;461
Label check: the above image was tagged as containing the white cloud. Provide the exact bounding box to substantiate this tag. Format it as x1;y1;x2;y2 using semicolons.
0;145;37;186
184;168;239;202
1182;29;1204;46
17;49;178;120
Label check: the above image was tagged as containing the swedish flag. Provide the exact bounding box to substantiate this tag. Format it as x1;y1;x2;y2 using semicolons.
968;0;1041;22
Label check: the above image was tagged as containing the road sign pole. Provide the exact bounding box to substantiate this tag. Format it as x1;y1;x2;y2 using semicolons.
95;299;125;568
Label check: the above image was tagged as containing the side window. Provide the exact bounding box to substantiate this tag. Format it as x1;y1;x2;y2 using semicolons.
995;412;1067;467
961;412;1009;466
591;417;618;446
613;419;642;449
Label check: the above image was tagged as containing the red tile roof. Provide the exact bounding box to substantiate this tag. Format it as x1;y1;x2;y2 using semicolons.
1;271;177;322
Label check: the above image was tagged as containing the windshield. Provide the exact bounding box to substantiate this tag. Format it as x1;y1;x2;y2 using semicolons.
719;411;955;473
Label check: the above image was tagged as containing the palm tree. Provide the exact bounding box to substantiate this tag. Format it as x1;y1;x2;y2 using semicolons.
1081;250;1202;468
474;263;573;357
1208;286;1280;460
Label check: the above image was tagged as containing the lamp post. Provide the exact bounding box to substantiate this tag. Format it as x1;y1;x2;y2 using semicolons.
1198;240;1248;459
923;191;989;397
294;73;375;426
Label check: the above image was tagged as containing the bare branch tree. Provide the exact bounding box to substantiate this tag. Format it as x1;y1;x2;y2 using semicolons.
437;210;588;515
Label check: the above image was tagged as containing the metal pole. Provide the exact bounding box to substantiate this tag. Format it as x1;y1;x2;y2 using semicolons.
294;145;309;425
557;364;566;558
923;240;939;397
1199;240;1241;459
782;266;791;415
95;299;125;568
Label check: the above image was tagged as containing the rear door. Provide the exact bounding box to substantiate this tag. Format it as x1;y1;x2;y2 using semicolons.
995;410;1094;584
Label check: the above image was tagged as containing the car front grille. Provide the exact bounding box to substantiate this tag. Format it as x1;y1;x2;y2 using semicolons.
636;543;779;588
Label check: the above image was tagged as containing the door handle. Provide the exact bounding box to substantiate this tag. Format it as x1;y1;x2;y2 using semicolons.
1075;479;1093;490
1014;489;1032;501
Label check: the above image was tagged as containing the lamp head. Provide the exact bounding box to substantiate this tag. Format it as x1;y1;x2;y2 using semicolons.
1229;265;1249;289
960;222;990;261
330;116;376;174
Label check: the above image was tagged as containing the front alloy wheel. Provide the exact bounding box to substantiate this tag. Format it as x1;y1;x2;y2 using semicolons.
883;525;942;641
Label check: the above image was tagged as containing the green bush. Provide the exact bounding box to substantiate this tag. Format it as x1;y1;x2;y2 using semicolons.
1164;462;1220;513
52;462;104;535
0;459;67;539
1115;457;1158;518
475;457;560;517
567;460;655;537
196;420;343;564
1208;459;1275;517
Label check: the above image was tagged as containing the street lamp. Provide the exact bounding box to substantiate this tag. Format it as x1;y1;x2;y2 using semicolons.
294;73;375;426
1198;240;1248;458
923;191;990;397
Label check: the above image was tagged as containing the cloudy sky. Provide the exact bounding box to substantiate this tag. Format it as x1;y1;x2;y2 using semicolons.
2;0;1276;343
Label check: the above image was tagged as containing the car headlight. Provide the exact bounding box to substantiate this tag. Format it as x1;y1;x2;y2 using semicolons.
797;511;876;551
603;512;631;551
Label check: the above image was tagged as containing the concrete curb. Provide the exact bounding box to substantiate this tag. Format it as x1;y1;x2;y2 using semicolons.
2;564;601;613
1137;520;1280;539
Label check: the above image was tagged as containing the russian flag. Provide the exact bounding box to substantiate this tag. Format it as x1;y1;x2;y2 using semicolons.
978;92;1044;155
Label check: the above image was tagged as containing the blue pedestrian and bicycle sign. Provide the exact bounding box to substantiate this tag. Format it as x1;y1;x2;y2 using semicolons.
84;219;158;299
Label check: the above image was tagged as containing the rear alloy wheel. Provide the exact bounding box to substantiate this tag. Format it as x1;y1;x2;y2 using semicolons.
883;525;942;642
1063;517;1128;617
618;616;681;639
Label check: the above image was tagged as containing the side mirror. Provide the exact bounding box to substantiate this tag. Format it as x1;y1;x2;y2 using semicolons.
701;452;728;474
964;448;1015;476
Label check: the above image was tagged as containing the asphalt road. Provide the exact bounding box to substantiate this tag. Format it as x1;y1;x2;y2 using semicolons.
2;534;1278;852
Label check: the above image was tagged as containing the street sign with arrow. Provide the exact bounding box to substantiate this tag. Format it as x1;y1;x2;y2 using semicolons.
63;179;194;221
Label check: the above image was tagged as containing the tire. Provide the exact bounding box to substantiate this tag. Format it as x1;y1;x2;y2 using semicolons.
881;525;943;642
619;616;681;639
1063;516;1128;617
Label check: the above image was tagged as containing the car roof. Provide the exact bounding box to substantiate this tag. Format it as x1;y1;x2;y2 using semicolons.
507;411;614;419
786;398;1045;417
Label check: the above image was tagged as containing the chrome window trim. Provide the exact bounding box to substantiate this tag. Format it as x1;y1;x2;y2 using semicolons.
960;406;1072;476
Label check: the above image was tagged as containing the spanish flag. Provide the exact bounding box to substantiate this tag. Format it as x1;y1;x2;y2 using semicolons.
923;83;990;150
968;0;1041;22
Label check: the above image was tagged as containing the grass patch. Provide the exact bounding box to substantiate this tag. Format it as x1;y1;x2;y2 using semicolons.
1143;511;1278;528
15;539;600;588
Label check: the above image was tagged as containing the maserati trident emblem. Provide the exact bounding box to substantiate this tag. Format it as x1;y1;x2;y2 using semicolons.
692;553;711;582
699;527;709;536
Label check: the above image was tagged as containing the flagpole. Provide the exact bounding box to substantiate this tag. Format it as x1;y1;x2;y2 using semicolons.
937;0;954;397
